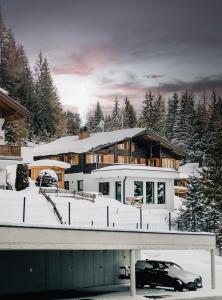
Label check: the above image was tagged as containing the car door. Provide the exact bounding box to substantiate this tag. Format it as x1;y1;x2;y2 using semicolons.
144;261;155;284
156;262;172;287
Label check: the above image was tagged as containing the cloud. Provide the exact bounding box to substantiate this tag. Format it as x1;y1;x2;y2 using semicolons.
146;74;165;80
109;81;146;95
52;42;117;76
156;75;222;94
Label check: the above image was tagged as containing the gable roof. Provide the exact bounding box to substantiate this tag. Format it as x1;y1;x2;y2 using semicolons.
34;128;189;159
0;89;31;120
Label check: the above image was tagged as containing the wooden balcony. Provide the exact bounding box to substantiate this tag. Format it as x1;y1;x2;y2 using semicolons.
0;145;21;157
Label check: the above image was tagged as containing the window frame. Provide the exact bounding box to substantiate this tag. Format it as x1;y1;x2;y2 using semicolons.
99;182;110;195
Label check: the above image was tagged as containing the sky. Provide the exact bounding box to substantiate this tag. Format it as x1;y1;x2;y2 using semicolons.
2;0;222;120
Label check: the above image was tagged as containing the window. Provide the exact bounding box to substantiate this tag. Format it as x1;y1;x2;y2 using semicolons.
167;159;174;168
64;181;69;190
77;180;83;191
117;141;129;150
134;181;143;196
117;156;129;164
85;153;97;164
157;182;165;204
57;172;62;181
139;158;146;165
115;181;121;201
99;154;114;163
69;154;80;165
148;158;160;167
99;182;110;195
146;182;154;204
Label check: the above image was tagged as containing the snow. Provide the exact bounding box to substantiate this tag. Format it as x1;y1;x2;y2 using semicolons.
29;159;70;169
179;163;200;177
92;164;178;173
75;250;222;300
0;185;170;231
33;128;145;156
40;169;58;180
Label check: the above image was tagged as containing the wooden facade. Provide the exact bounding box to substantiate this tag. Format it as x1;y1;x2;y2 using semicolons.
34;133;186;177
30;166;65;189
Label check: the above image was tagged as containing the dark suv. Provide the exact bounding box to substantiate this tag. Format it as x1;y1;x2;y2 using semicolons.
135;260;202;291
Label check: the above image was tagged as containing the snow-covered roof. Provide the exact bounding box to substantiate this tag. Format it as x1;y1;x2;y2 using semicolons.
92;164;179;179
93;164;178;173
33;128;145;156
29;159;70;169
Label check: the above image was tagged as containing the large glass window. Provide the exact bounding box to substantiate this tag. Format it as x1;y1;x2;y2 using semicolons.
99;182;110;195
134;181;143;196
77;180;84;191
146;182;154;204
157;182;166;204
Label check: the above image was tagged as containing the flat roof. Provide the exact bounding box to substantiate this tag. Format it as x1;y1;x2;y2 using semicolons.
0;224;216;251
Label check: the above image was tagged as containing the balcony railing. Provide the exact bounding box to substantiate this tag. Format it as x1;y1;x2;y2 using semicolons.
0;145;21;157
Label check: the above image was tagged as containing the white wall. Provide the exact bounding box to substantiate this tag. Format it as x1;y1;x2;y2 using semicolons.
0;165;6;186
65;172;174;211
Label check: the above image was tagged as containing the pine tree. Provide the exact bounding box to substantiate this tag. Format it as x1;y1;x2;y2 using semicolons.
33;53;67;140
111;98;122;130
165;93;179;140
139;90;155;128
152;94;166;136
172;91;195;156
65;111;81;135
177;175;205;232
139;90;165;135
15;164;29;191
123;96;137;128
201;122;222;248
192;96;209;164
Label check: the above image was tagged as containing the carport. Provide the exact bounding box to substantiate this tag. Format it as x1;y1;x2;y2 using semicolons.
0;224;216;297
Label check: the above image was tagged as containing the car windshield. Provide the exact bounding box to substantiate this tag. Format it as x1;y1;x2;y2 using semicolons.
165;262;183;270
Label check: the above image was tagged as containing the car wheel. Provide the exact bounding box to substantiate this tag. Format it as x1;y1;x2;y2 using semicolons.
150;284;156;289
188;283;197;291
174;280;183;292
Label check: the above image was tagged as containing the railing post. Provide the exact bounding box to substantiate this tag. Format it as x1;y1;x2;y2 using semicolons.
213;211;216;232
23;197;26;223
177;220;180;231
68;202;71;225
139;207;142;229
107;206;109;227
169;212;171;231
193;214;196;232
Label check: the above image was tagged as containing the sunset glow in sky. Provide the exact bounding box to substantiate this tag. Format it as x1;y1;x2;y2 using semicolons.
2;0;222;119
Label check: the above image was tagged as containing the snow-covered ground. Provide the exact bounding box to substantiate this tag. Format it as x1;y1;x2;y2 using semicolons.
0;184;170;231
79;250;222;300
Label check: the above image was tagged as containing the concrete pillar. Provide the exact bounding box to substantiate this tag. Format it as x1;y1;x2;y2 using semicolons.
211;249;216;289
130;249;136;296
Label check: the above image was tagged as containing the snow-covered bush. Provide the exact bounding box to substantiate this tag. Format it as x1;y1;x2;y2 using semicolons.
15;164;29;191
35;169;58;187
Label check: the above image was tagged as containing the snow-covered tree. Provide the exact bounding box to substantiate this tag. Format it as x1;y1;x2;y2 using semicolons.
165;93;179;141
15;164;29;191
35;170;58;187
111;98;122;130
123;96;137;128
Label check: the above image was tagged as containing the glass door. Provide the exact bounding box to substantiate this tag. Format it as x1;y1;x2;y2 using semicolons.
115;181;122;201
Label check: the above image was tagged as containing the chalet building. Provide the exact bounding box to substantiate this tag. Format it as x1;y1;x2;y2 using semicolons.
0;88;30;188
34;127;188;210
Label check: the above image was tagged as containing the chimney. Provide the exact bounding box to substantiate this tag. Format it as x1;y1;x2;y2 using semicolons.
79;126;90;140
